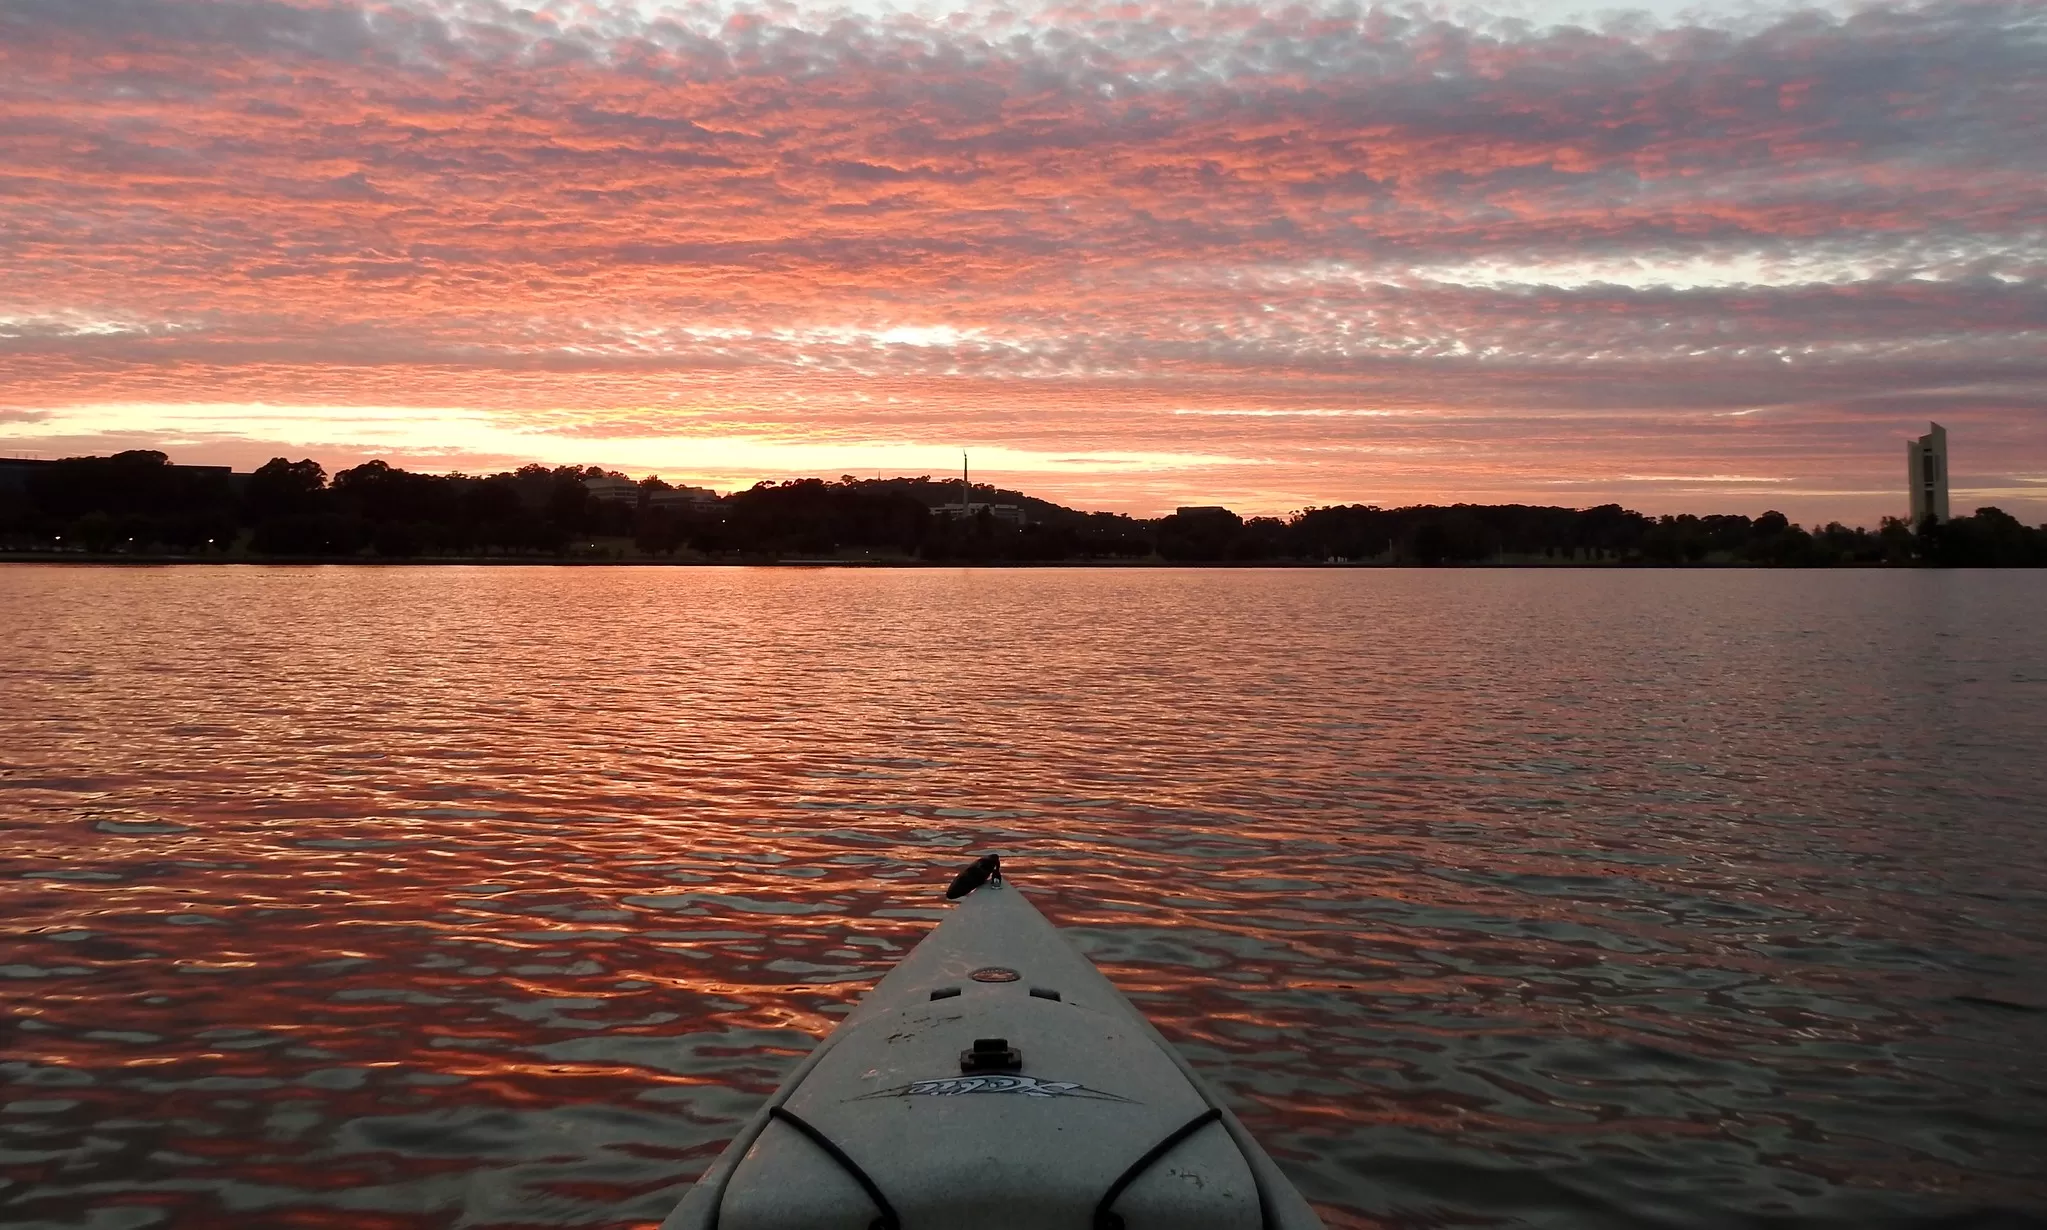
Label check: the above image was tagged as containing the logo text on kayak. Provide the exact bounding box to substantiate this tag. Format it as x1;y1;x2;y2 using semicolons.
858;1074;1131;1102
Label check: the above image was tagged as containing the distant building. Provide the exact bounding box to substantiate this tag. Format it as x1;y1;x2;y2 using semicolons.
0;458;50;493
650;486;720;512
0;456;234;492
935;450;1027;526
1906;422;1950;525
935;501;1027;527
583;474;719;511
1175;506;1235;518
582;474;639;503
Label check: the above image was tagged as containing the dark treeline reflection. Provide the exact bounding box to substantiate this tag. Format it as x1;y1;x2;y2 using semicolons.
4;450;2044;566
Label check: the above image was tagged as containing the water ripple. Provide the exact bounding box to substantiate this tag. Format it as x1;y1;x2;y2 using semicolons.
2;566;2044;1229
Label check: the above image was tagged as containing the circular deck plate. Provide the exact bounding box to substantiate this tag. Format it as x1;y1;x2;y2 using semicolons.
969;966;1020;983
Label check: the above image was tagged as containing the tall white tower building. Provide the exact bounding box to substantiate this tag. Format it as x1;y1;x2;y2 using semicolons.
1906;422;1950;525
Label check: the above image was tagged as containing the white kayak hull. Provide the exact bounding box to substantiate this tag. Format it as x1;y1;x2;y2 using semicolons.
664;872;1323;1230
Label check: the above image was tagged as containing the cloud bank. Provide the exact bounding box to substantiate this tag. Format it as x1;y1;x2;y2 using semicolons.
1;0;2042;517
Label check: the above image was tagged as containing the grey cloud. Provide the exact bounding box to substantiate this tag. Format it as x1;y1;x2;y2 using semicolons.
302;171;389;201
564;106;721;143
0;0;386;62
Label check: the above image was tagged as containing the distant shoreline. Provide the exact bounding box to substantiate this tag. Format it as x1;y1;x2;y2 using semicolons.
0;551;1886;569
8;451;2042;567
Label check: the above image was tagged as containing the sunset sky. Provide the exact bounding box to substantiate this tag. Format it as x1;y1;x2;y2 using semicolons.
2;0;2041;522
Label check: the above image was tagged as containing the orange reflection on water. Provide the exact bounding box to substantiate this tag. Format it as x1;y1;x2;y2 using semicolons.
3;565;2046;1228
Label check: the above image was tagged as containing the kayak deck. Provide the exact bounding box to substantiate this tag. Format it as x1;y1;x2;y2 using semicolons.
665;865;1323;1229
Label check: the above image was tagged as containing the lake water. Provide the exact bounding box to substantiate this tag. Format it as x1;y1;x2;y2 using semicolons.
2;565;2044;1229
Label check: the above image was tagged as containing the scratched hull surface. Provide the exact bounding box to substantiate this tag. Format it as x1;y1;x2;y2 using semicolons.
1;566;2044;1230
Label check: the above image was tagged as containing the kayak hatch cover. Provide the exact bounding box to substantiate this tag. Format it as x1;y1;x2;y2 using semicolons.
663;854;1325;1230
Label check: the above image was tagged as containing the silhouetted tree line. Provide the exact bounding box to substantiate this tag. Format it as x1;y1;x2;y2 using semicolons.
2;450;2043;566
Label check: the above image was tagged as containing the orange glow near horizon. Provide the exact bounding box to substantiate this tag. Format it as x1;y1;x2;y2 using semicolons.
2;0;2043;522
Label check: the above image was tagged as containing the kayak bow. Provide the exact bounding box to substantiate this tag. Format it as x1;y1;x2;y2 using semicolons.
664;855;1324;1230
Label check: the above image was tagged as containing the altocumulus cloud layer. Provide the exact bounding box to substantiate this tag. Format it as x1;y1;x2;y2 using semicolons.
1;0;2043;517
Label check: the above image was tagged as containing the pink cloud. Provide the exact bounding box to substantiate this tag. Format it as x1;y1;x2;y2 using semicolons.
0;0;2042;522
